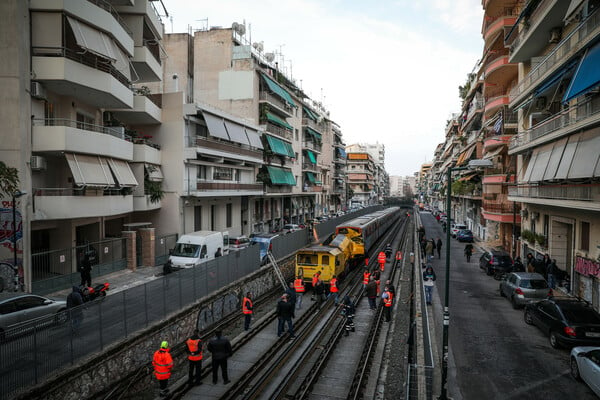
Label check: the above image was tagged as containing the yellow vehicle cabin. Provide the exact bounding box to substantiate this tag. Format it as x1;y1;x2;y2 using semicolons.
295;234;354;285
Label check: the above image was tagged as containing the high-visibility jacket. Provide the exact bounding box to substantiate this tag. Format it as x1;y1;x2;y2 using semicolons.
152;348;173;380
242;297;253;314
383;291;393;307
186;338;203;361
363;271;370;285
294;278;305;293
312;273;320;287
330;278;338;293
378;252;386;264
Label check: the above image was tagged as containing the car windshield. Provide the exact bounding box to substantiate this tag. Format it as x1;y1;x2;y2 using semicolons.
562;306;600;324
520;279;548;289
172;243;200;258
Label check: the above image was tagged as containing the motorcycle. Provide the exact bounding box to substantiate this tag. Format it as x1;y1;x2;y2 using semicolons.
81;282;110;302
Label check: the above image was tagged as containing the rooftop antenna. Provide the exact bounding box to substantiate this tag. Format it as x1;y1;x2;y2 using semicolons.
196;18;208;31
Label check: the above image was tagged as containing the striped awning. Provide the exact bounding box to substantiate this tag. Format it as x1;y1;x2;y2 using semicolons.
266;112;293;130
261;73;296;107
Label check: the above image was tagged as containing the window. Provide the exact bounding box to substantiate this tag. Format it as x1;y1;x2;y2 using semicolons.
295;128;299;141
321;255;329;266
200;245;207;258
197;165;207;180
226;203;232;228
194;206;202;231
581;221;590;251
196;123;208;138
214;167;233;181
543;215;549;240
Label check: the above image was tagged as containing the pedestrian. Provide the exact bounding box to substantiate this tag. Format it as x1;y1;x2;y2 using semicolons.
152;341;174;397
79;252;92;287
547;259;557;289
207;330;232;384
384;243;392;258
242;292;253;331
513;256;525;272
314;279;326;307
526;253;535;273
371;269;381;295
276;294;295;338
163;259;173;275
285;282;297;309
382;285;393;322
417;226;425;243
542;253;551;278
423;265;436;305
378;251;386;272
420;237;427;257
425;240;434;260
294;275;305;309
215;247;222;257
311;271;321;300
328;275;339;305
186;329;203;386
66;285;84;332
436;237;443;259
363;268;371;288
342;295;355;336
366;276;378;310
464;243;473;262
385;279;396;298
364;257;370;268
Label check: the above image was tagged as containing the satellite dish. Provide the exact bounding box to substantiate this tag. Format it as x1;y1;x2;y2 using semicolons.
265;53;275;62
252;41;264;52
232;22;246;36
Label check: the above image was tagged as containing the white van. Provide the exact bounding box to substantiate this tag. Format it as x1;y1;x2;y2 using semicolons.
168;231;229;268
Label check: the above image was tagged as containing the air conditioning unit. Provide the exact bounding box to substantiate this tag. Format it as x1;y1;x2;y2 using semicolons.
30;155;47;171
31;82;47;100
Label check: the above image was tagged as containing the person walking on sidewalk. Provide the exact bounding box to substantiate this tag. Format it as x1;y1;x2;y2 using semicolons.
207;330;232;384
464;243;473;262
423;265;436;305
152;341;174;397
242;292;253;331
425;240;434;260
186;329;203;386
547;259;557;289
79;252;93;287
436;237;443;259
66;285;84;332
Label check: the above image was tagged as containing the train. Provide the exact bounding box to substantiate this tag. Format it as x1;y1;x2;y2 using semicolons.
295;207;401;285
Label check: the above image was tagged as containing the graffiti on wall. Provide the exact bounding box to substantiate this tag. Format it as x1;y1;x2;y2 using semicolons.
0;204;22;254
575;256;600;278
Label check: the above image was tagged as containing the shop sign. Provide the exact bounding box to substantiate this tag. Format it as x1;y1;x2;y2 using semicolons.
575;256;600;278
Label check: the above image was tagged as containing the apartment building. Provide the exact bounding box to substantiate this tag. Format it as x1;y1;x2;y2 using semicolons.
506;0;600;301
346;152;377;206
347;142;387;203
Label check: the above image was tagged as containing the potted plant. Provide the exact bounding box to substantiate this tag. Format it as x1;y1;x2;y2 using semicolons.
145;180;164;204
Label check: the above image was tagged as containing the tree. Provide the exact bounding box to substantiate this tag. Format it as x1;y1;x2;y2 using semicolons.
0;161;19;198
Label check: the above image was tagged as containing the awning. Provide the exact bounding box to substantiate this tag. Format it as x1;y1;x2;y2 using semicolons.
266;166;295;185
457;173;478;182
305;171;316;183
534;59;577;97
565;0;585;21
145;163;164;182
336;148;347;158
266;112;293;130
261;73;296;107
554;134;579;179
266;135;290;157
108;40;131;81
543;137;568;181
529;142;553;182
483;146;504;159
282;140;295;157
563;41;600;103
203;112;230;140
245;128;264;149
65;153;115;187
505;0;539;42
224;120;250;146
456;145;476;166
66;16;114;60
108;158;138;187
303;106;318;121
305;149;317;164
568;129;600;179
305;126;322;140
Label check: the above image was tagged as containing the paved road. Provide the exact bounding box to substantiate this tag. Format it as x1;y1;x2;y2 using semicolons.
419;212;596;400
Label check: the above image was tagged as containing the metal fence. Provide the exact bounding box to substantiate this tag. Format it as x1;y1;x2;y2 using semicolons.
405;364;435;400
155;233;178;266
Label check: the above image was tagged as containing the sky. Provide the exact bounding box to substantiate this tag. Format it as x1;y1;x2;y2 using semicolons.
161;0;485;176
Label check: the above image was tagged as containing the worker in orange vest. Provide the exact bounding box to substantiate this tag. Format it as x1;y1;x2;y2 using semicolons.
382;286;394;322
242;292;253;331
378;251;386;272
294;275;305;309
152;340;174;397
186;329;203;386
363;269;370;287
371;269;381;295
328;275;340;305
311;271;321;300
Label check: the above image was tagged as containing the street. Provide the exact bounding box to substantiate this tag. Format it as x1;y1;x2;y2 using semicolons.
419;212;597;400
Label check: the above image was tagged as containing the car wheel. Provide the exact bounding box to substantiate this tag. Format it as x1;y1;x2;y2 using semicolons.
570;357;581;381
524;309;534;325
511;296;520;310
549;331;561;349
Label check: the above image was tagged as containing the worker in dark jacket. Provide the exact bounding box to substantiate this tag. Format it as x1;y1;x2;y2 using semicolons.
79;253;92;287
276;294;295;338
285;282;297;309
207;330;232;385
365;276;378;310
66;286;84;332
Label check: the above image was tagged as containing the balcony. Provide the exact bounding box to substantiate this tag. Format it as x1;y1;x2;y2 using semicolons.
133;44;162;83
133;194;161;211
482;199;521;223
109;94;162;124
302;163;319;173
133;143;161;164
484;54;516;85
303;186;323;193
302;141;322;152
483;135;512;151
264;122;293;141
508;184;600;210
259;92;293;118
302;118;324;133
484;94;510;117
195;181;264;195
483;15;517;42
115;0;164;39
32;118;133;160
195;137;263;162
483;174;515;185
265;185;293;194
32;188;133;220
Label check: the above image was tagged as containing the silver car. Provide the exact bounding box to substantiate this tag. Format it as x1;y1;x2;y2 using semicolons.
571;346;600;396
499;272;551;309
0;295;67;339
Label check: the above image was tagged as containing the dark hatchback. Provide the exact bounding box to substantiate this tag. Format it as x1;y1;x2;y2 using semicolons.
456;229;474;242
479;249;513;275
524;298;600;349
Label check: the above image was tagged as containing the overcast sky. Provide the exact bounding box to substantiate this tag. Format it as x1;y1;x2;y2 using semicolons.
162;0;485;176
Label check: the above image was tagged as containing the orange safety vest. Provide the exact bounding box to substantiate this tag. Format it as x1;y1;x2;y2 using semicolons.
330;278;338;293
312;274;320;287
294;278;305;293
186;338;203;361
152;348;173;380
363;271;370;285
242;297;253;314
383;291;393;307
378;252;386;264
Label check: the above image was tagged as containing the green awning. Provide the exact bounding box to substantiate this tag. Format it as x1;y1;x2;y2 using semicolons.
303;106;318;122
283;141;295;157
315;180;322;185
266;112;293;130
305;171;316;183
305;149;316;164
261;73;296;107
305;126;322;140
266;135;291;157
267;166;296;185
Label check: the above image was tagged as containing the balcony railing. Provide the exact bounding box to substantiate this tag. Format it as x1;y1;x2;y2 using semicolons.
302;141;322;152
303;186;323;192
302;163;318;172
301;118;324;133
510;95;600;149
259;91;292;115
509;0;556;55
194;137;263;158
86;0;132;35
196;182;263;191
482;200;518;214
508;184;600;202
33;187;125;196
32;118;127;140
265;185;293;194
264;122;293;141
510;9;600;103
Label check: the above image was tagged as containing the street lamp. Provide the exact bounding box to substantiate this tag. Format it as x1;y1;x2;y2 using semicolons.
440;159;492;400
12;191;26;289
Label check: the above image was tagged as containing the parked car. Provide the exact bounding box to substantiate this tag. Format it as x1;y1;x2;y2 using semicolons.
479;249;513;276
0;295;67;340
281;224;301;234
571;346;600;396
250;233;280;265
499;272;552;309
456;229;474;242
228;235;250;250
450;223;468;238
524;298;600;349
